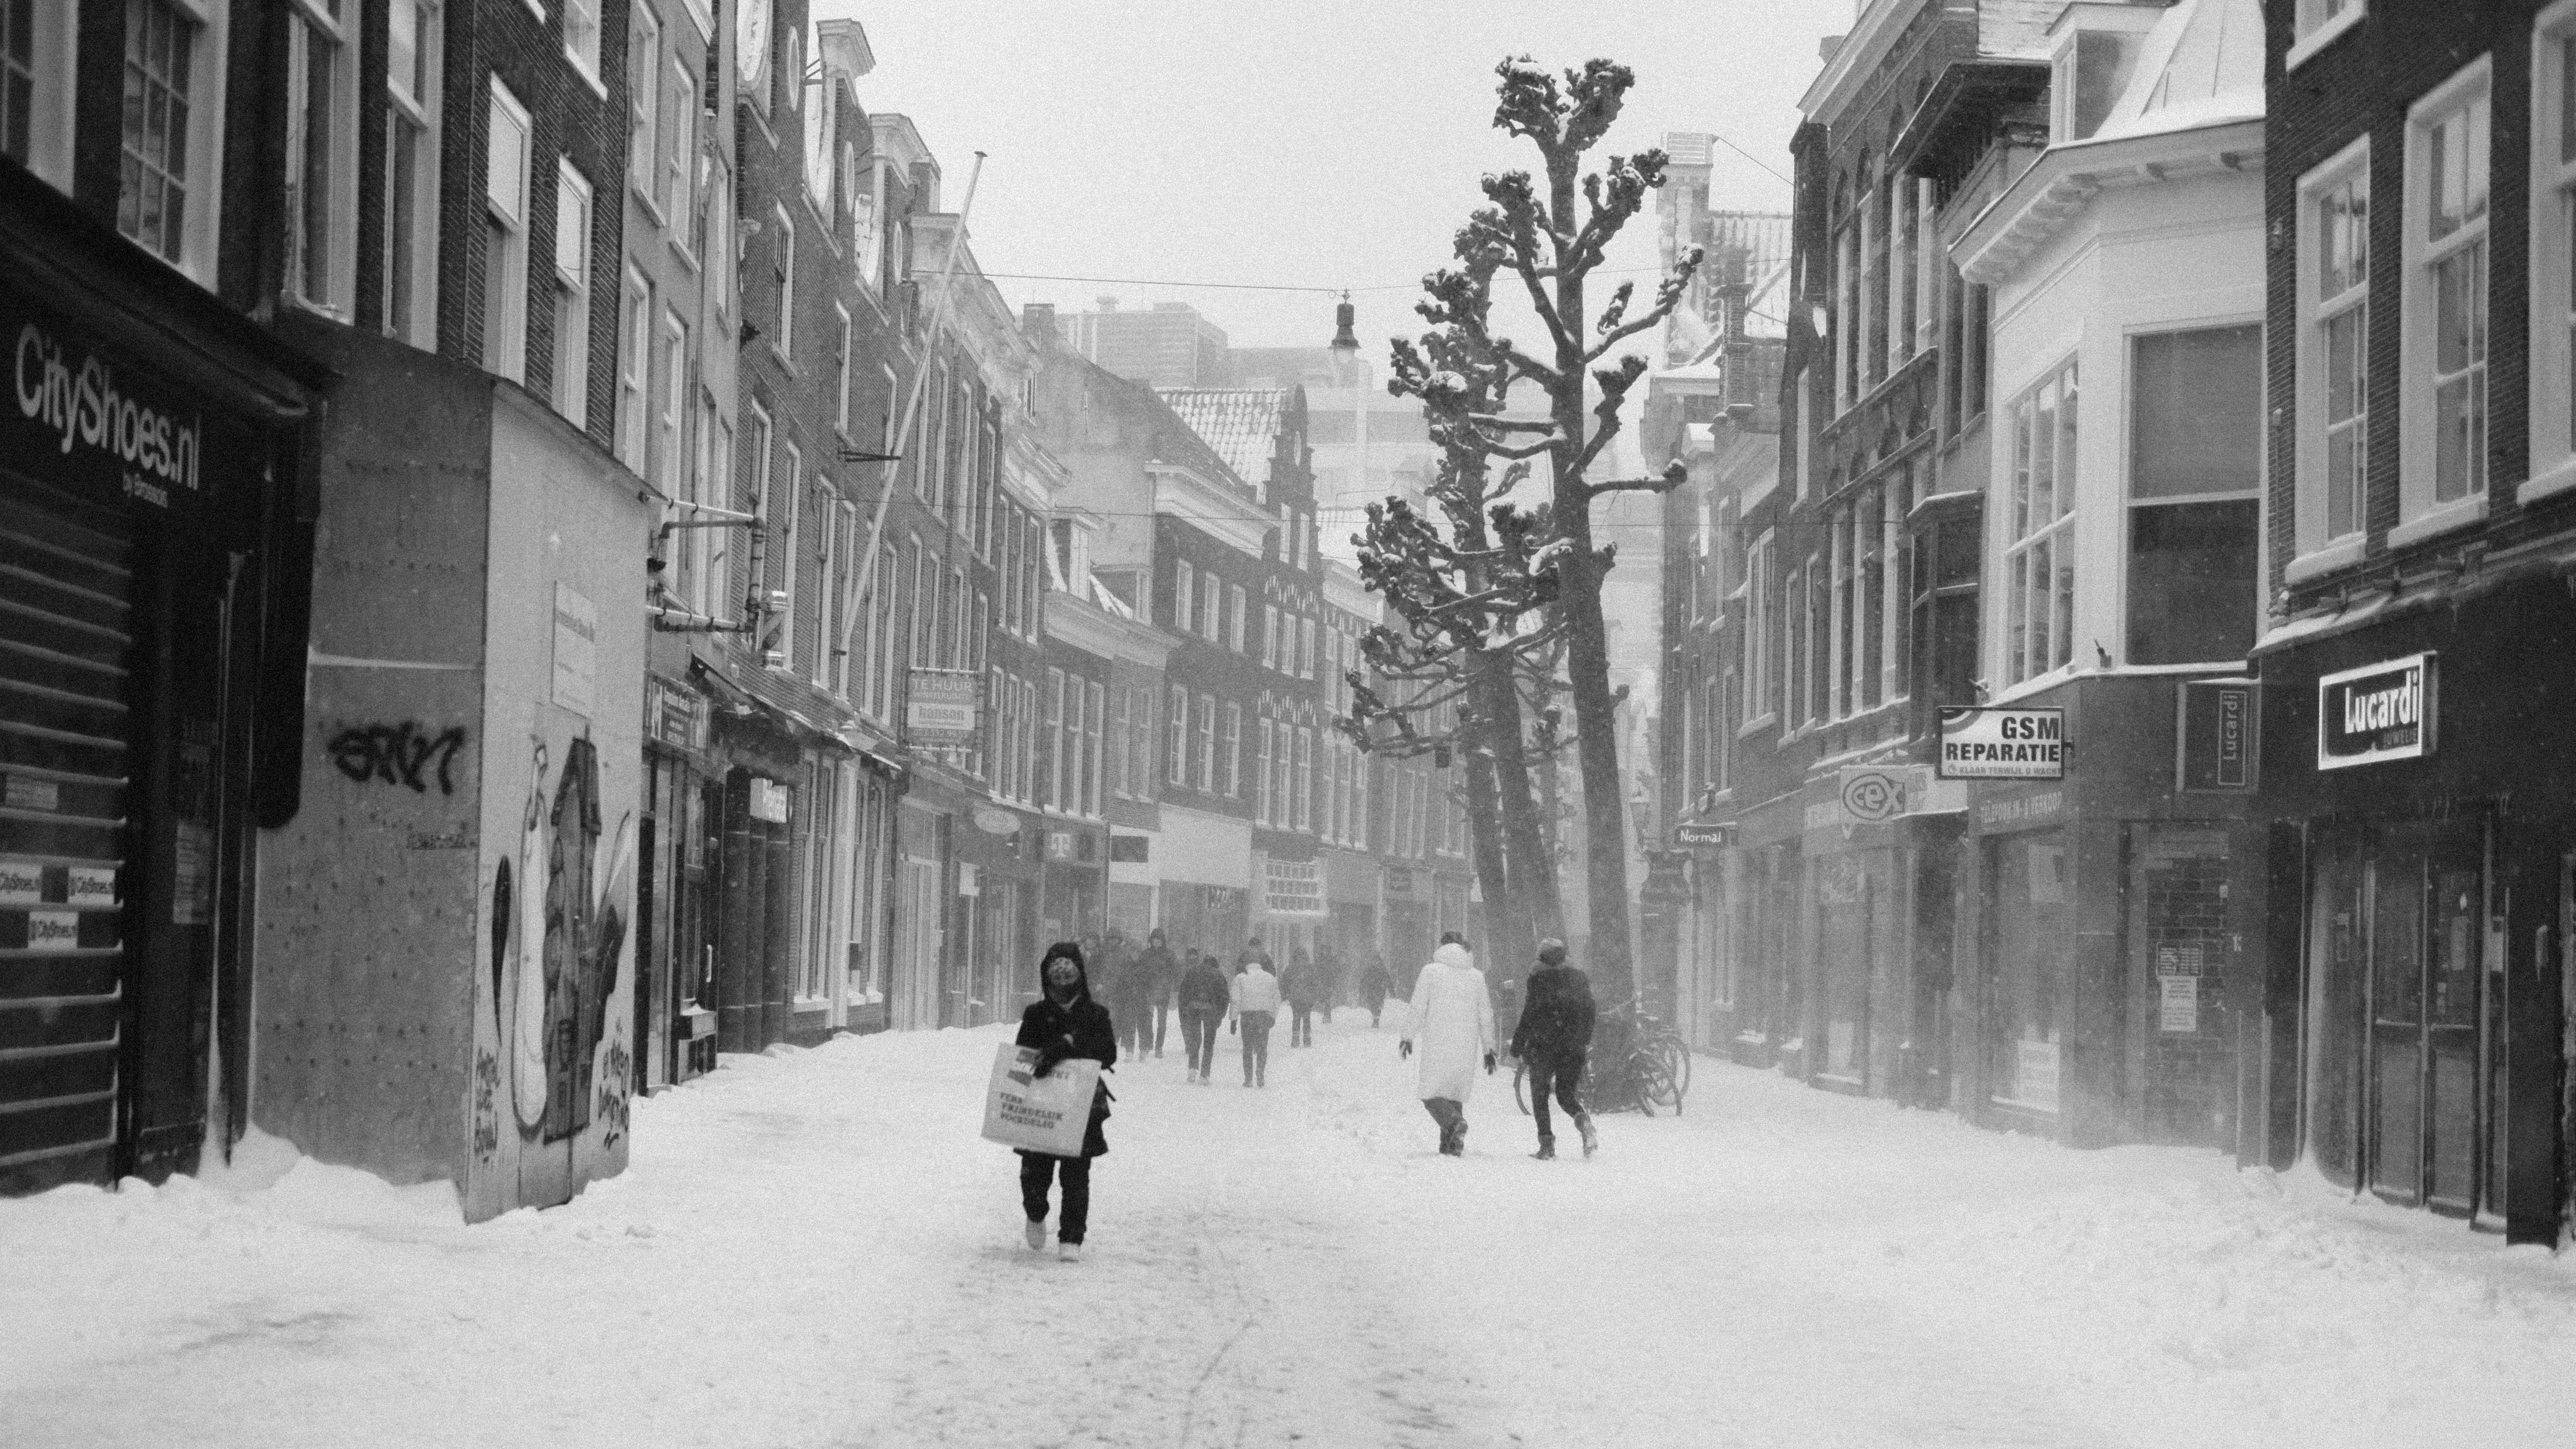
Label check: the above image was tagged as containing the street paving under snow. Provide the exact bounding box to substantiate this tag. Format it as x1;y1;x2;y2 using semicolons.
8;1010;2576;1447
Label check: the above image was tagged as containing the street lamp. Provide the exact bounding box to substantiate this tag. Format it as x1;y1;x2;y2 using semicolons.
1329;294;1365;545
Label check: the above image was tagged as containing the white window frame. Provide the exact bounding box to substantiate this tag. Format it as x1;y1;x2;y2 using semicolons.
615;264;651;467
626;2;660;216
778;443;803;667
380;0;441;347
663;51;695;235
117;0;230;285
657;306;688;494
1087;680;1107;818
2293;136;2372;574
2;0;77;189
1174;560;1195;631
1228;584;1247;652
2532;5;2576;507
2287;0;2365;73
550;161;593;424
1741;530;1774;731
771;205;797;365
481;78;533;383
1999;356;2079;688
1222;702;1242;797
1195;693;1216;793
562;0;602;89
2396;56;2492;548
834;304;854;435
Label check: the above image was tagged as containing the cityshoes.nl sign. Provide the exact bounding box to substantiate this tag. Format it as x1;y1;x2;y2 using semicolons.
1937;707;2066;780
9;320;204;508
2317;652;2436;771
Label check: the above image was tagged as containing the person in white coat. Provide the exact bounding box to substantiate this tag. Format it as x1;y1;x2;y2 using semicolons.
1399;941;1495;1155
1229;958;1283;1087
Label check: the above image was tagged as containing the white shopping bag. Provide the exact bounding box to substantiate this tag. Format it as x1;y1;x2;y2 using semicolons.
980;1043;1101;1156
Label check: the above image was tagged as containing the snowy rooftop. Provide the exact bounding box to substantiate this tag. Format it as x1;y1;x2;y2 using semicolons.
2092;0;2265;141
1158;387;1296;491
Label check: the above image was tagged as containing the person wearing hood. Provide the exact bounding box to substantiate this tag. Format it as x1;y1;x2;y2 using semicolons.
1015;942;1117;1261
1229;953;1283;1087
1135;930;1180;1059
1175;952;1231;1084
1359;951;1392;1028
1508;938;1599;1160
1399;941;1496;1156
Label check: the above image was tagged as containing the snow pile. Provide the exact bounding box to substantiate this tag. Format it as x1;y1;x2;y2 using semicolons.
4;1018;2574;1447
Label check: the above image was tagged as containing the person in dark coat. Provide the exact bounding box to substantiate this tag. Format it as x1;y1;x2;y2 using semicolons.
1175;952;1231;1084
1103;930;1154;1060
1237;936;1273;974
1283;947;1321;1046
1359;951;1392;1027
1016;942;1118;1260
1508;938;1597;1159
1135;930;1180;1059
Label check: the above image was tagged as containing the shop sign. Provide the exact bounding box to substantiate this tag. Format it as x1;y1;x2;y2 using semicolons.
1937;707;2066;779
1976;789;2064;831
2158;974;2199;1034
7;315;206;509
2013;1040;2061;1113
1110;834;1149;863
1673;819;1733;849
2176;680;2258;792
1384;865;1413;896
972;807;1018;836
2317;653;2436;771
1046;831;1074;860
747;777;790;823
1839;764;1929;822
905;668;982;745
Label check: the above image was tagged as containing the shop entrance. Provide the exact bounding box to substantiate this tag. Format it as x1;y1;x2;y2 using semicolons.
2305;820;2501;1217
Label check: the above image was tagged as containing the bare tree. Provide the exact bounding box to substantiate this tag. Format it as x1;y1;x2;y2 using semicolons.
1388;55;1699;1000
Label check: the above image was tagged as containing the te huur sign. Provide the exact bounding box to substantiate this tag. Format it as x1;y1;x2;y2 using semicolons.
2317;652;2436;771
1937;707;2066;780
2176;680;2258;793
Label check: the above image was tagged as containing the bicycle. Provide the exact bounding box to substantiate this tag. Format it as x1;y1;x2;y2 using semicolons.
1512;1004;1691;1116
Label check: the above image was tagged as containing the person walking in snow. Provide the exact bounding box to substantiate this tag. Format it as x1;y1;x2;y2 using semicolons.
1015;942;1116;1262
1237;936;1273;975
1176;951;1231;1084
1399;940;1495;1156
1104;931;1154;1060
1283;947;1321;1046
1230;954;1282;1087
1359;951;1392;1028
1136;930;1180;1059
1508;938;1598;1160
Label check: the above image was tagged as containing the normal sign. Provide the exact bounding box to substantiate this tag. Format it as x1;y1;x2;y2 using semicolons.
1937;707;2067;780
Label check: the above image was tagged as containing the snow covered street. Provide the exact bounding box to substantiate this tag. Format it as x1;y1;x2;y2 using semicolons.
8;1013;2576;1448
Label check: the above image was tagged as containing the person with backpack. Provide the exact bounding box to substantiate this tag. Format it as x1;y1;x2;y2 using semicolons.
1176;952;1231;1084
1508;938;1598;1160
1014;942;1116;1261
1230;954;1282;1087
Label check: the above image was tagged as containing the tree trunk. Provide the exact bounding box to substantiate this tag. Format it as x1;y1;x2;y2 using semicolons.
1474;646;1560;942
1458;743;1529;979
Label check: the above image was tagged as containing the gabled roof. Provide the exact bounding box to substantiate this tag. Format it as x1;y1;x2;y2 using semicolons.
2093;0;2263;142
1159;388;1294;490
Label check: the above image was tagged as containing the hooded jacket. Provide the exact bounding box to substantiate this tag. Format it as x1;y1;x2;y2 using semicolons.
1403;942;1496;1102
1016;942;1118;1158
1510;960;1597;1064
1177;958;1232;1015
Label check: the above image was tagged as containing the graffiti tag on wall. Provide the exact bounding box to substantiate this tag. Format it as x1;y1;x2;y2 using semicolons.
328;722;468;794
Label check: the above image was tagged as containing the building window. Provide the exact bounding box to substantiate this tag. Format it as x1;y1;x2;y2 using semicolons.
1294;727;1313;832
1044;669;1066;812
2288;0;2364;70
2532;9;2576;500
663;52;695;230
771;206;796;363
1195;693;1216;792
1254;719;1274;823
480;78;532;382
2003;358;2078;685
2297;139;2371;558
658;308;689;497
1087;681;1107;817
2129;326;2262;665
615;266;651;468
1172;561;1195;629
1228;584;1247;652
2400;59;2491;534
1222;702;1242;797
833;305;853;433
550;163;592;424
1742;531;1772;724
1298;616;1315;678
2;0;73;184
119;0;225;276
1263;605;1279;668
562;0;601;82
381;0;440;346
1167;686;1188;785
626;2;659;210
286;0;360;309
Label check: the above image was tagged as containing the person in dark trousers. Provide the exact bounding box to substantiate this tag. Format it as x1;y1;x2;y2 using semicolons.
1104;931;1154;1060
1016;942;1116;1261
1136;930;1180;1058
1508;938;1598;1159
1177;952;1231;1084
1283;947;1320;1046
1231;953;1282;1085
1359;951;1392;1027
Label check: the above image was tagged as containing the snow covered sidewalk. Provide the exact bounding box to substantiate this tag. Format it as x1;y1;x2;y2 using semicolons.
7;1013;2576;1448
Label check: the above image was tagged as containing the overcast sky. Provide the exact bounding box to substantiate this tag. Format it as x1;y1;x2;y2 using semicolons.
827;1;1857;356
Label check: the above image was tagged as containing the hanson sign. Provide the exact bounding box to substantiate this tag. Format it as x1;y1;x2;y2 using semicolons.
2316;652;2435;771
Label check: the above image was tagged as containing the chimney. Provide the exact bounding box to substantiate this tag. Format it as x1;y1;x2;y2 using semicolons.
1023;303;1059;341
1819;34;1845;63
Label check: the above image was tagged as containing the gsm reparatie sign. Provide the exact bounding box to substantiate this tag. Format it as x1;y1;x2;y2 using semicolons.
1937;707;2067;780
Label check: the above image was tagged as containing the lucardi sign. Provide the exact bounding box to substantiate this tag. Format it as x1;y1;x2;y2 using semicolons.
2316;652;2435;771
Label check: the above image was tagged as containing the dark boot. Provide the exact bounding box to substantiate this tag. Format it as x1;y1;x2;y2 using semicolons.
1577;1115;1598;1158
1531;1138;1556;1160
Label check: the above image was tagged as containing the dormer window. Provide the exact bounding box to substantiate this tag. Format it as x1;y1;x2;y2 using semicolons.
2047;7;2160;144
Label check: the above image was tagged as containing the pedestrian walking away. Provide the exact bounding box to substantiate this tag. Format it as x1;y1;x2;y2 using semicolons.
1231;954;1282;1086
1013;942;1117;1261
1359;951;1392;1028
1103;931;1154;1061
1509;937;1598;1160
1283;947;1320;1046
1176;953;1231;1084
1399;941;1494;1155
1136;930;1180;1059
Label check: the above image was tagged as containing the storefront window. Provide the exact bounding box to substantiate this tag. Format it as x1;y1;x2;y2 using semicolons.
1815;855;1871;1082
1989;830;2070;1112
